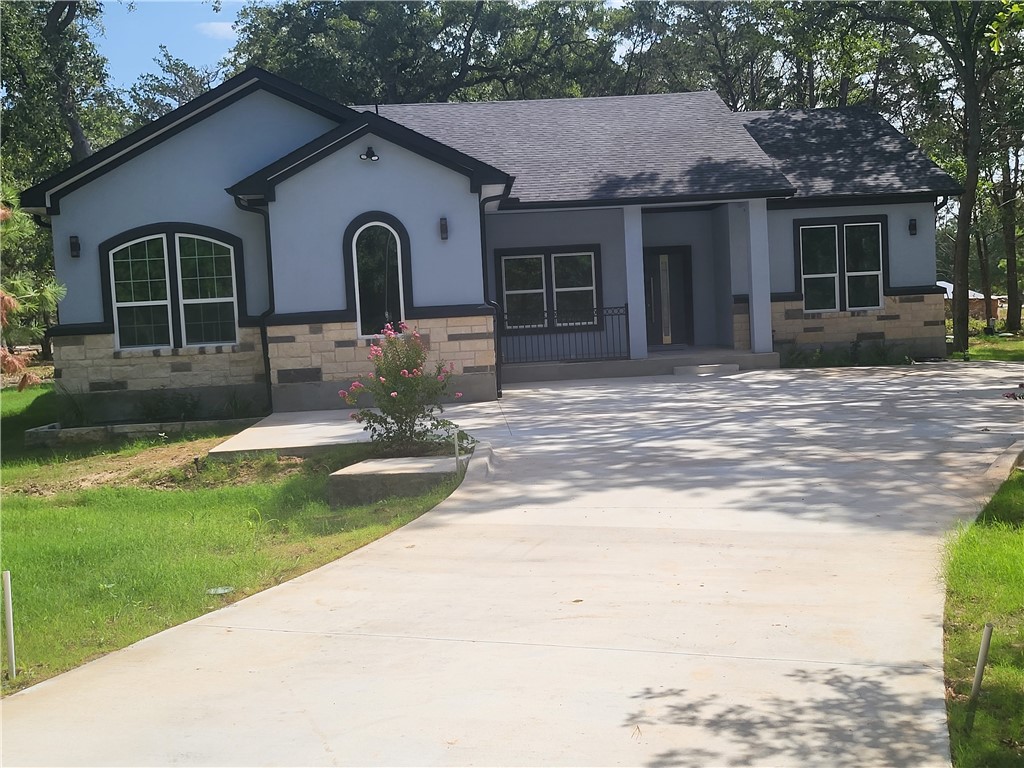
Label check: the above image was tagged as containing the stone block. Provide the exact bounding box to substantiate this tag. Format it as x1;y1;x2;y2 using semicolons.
328;457;464;507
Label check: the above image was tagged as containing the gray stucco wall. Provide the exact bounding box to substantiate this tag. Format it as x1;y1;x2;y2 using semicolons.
268;134;483;316
767;201;938;294
641;209;725;346
711;205;734;345
485;208;628;306
51;89;339;324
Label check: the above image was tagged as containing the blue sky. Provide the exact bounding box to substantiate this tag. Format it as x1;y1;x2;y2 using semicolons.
96;1;247;90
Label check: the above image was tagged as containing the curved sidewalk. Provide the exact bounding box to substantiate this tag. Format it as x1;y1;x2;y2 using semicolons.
4;363;1022;767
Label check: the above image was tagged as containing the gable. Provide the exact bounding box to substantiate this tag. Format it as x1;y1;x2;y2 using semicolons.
22;68;355;215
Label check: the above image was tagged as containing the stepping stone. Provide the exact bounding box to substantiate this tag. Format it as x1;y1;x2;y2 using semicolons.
673;363;740;377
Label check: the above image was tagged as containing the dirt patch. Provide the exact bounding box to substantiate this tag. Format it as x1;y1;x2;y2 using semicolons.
5;438;306;496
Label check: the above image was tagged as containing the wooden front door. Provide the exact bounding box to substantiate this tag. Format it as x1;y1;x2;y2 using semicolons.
643;246;694;347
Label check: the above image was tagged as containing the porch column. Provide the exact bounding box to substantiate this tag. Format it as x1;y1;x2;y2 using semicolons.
746;199;773;353
623;205;647;359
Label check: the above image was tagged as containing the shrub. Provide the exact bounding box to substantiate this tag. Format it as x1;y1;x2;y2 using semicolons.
339;323;462;449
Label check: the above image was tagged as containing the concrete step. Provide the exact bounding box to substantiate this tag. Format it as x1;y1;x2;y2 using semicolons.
673;363;740;377
328;455;468;507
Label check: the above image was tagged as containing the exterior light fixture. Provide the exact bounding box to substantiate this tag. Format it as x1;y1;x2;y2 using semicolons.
439;217;448;240
69;235;81;258
908;218;917;236
359;146;379;161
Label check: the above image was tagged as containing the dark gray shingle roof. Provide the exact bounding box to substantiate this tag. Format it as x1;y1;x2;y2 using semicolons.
741;108;963;198
367;92;795;206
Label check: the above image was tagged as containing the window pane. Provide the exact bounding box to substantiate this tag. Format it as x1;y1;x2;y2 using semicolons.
553;253;594;289
503;256;543;291
845;224;881;272
555;289;596;325
506;293;546;326
356;225;401;336
111;237;166;306
848;274;881;309
117;305;170;348
801;227;837;275
804;276;837;311
184;301;236;345
179;237;233;301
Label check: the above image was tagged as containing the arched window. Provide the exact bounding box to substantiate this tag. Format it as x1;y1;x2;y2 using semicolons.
353;222;404;336
104;225;240;349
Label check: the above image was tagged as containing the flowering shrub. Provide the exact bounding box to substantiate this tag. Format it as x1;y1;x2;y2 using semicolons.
339;323;463;448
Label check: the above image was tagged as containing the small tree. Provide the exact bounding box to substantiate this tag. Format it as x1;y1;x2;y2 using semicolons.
339;323;462;450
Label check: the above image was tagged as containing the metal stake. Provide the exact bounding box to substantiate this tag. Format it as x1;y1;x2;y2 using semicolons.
3;570;15;679
970;623;994;702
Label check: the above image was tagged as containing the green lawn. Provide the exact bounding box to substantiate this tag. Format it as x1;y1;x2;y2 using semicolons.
967;334;1024;362
945;468;1024;767
0;386;462;694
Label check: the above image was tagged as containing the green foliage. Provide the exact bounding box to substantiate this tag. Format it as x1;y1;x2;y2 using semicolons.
340;323;460;449
127;45;224;129
944;470;1024;768
779;341;912;368
0;383;60;457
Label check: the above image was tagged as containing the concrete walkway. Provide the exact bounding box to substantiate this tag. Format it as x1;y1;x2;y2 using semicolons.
4;363;1022;767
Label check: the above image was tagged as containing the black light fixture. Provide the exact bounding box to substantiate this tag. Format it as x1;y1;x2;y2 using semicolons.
439;217;449;241
359;146;379;162
908;218;917;236
69;235;81;258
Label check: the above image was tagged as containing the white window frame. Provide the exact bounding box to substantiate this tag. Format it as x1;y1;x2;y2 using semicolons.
552;251;597;327
109;234;173;351
352;221;406;339
843;222;883;311
175;234;240;347
799;225;840;312
501;254;547;329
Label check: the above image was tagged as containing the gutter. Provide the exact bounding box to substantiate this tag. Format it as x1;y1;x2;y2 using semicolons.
232;195;275;413
479;189;510;398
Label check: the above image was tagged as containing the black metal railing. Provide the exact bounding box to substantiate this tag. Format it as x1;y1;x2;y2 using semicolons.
500;305;629;364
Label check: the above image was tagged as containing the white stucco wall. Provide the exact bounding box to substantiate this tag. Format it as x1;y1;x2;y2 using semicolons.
268;134;483;314
51;90;340;324
767;201;938;294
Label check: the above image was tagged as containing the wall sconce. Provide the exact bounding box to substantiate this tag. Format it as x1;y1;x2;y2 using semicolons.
908;218;917;236
359;146;379;162
439;217;448;241
69;235;81;258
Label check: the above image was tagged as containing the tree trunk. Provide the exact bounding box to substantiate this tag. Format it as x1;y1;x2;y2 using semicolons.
43;1;93;162
1002;146;1021;331
973;213;994;321
952;84;983;352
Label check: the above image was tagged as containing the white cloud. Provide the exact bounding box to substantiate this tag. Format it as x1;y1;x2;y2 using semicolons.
196;21;235;41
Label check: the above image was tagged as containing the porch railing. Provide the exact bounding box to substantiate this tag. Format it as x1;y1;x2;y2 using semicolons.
500;305;629;364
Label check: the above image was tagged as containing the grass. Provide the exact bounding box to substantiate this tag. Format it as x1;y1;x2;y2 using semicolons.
966;335;1024;362
944;468;1024;767
0;386;465;694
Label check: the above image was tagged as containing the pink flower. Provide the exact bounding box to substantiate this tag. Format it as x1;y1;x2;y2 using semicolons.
399;322;408;332
338;389;348;398
379;376;387;383
437;375;445;381
351;381;363;389
390;391;398;398
401;369;409;377
455;392;463;399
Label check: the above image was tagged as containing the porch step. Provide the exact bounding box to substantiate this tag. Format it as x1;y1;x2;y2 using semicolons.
673;363;740;377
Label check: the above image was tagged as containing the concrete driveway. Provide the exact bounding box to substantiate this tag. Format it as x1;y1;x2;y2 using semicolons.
4;363;1022;767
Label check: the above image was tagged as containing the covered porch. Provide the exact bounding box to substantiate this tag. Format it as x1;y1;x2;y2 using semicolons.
485;199;777;382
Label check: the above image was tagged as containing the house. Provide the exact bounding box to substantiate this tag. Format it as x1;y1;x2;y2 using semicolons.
22;68;962;419
936;281;1000;320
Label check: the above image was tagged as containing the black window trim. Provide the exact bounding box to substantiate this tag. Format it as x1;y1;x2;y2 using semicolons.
342;211;414;337
99;223;247;350
494;244;604;335
792;214;890;312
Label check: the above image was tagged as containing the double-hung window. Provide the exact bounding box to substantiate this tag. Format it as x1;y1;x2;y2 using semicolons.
108;228;239;350
798;218;885;312
498;246;601;330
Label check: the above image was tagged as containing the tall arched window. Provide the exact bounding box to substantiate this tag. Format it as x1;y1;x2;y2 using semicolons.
353;222;404;336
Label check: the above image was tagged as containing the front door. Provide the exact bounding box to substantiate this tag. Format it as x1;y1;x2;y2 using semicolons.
643;246;694;347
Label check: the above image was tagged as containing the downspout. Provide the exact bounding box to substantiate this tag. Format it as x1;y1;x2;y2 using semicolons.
233;196;275;413
479;190;507;398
